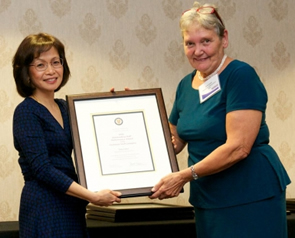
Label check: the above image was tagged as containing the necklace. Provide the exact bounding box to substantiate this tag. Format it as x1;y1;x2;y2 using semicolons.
197;54;227;81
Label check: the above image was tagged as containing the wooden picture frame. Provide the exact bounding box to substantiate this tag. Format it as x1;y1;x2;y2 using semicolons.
66;88;179;198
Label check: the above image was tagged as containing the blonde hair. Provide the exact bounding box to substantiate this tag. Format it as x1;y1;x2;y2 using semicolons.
180;1;225;37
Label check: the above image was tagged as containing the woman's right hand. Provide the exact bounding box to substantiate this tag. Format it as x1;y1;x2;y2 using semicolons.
67;182;121;206
90;189;122;207
170;123;186;154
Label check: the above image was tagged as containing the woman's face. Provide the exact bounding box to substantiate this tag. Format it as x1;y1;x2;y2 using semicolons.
183;24;228;77
29;47;63;94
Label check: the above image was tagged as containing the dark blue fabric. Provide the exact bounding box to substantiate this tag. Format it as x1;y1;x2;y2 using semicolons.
13;97;89;238
169;60;291;209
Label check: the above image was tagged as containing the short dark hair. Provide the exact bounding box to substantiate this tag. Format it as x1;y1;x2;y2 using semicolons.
12;33;71;97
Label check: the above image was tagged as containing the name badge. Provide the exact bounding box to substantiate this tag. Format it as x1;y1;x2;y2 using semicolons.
199;74;221;103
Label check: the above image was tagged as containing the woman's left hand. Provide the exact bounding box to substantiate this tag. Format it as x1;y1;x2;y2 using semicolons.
149;171;187;200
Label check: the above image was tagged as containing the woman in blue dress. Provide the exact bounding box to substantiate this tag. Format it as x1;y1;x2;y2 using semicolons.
12;33;121;237
149;2;291;238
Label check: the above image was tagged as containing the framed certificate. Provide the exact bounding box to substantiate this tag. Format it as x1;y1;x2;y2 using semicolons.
66;88;179;198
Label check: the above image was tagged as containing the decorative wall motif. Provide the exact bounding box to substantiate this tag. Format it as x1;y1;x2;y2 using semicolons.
0;0;294;222
79;13;101;46
279;141;295;169
0;37;12;69
136;14;157;46
19;9;43;36
106;0;128;19
0;201;16;221
109;40;130;71
138;66;159;88
271;41;291;70
81;66;103;92
273;91;292;121
164;41;185;71
0;145;14;179
162;0;183;20
218;0;236;21
0;0;10;13
268;0;288;21
243;16;263;47
49;0;71;18
0;91;13;123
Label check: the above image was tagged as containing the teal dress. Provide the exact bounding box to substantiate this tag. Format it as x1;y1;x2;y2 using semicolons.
169;60;291;237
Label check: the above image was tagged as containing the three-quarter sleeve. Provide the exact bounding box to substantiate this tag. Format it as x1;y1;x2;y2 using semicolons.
13;102;74;193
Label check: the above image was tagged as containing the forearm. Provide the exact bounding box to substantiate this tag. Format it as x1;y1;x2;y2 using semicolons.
66;181;95;203
192;142;249;178
66;182;122;206
192;110;261;178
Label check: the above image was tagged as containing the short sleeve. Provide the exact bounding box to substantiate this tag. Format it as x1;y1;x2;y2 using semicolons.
225;63;267;113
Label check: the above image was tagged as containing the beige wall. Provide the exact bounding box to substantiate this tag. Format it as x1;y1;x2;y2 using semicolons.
0;0;294;221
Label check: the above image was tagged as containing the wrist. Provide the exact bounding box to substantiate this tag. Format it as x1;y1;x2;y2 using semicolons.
190;165;199;180
86;190;98;204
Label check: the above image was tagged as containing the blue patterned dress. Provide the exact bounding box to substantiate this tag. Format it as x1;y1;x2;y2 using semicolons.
13;97;89;238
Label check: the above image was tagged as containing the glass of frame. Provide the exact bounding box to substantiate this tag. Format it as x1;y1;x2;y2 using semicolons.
66;88;180;198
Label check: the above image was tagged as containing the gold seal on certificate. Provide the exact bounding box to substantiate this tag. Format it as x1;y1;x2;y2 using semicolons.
114;117;123;125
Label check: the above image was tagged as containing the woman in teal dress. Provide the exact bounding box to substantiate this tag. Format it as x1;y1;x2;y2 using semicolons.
13;33;121;237
149;2;291;238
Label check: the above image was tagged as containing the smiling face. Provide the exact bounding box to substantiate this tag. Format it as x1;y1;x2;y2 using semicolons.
29;47;63;95
183;24;228;77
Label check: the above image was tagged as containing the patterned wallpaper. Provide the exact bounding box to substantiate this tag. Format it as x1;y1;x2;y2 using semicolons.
0;0;294;221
